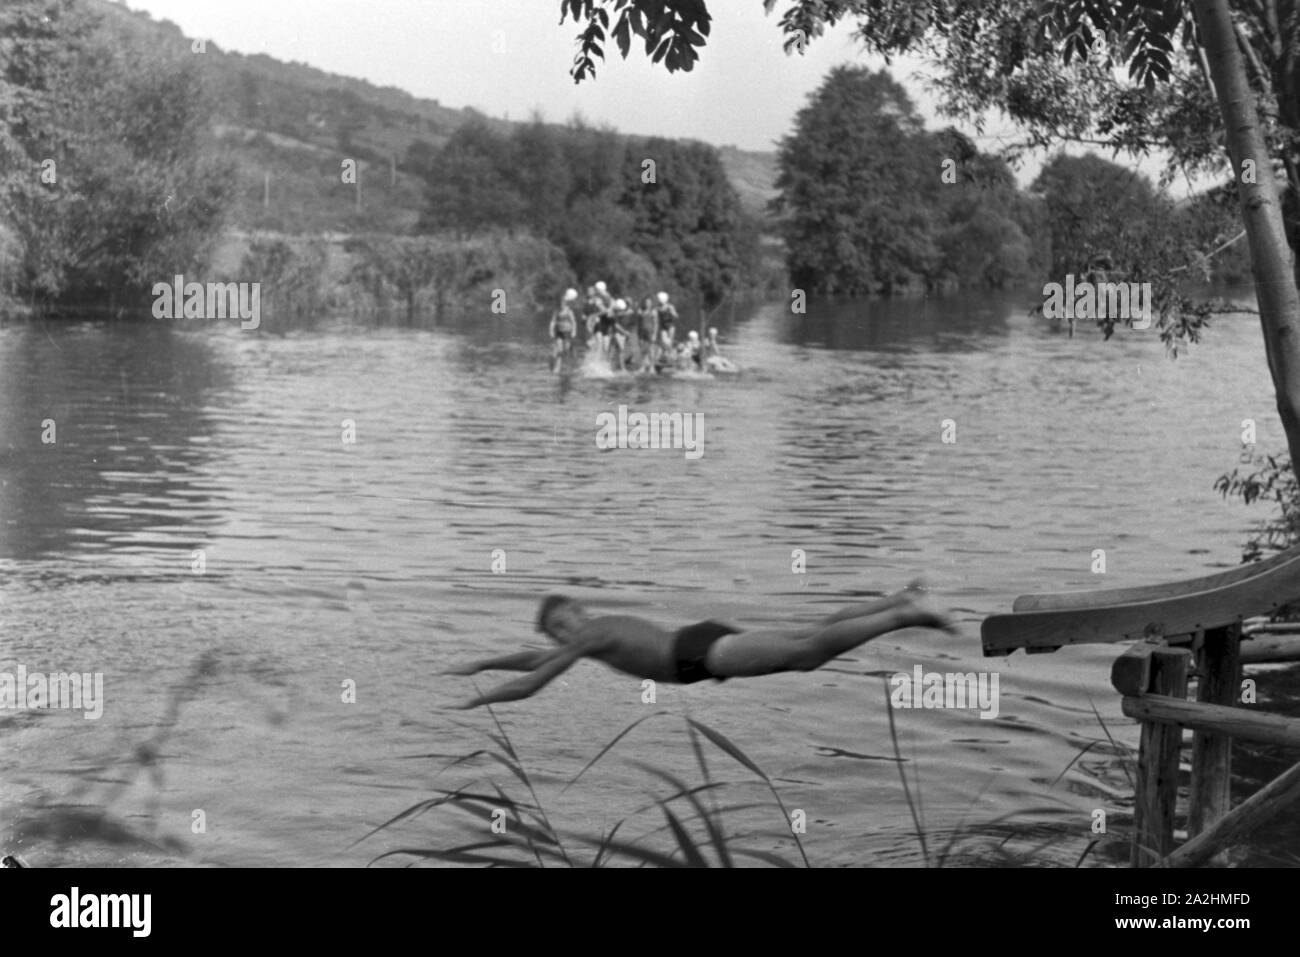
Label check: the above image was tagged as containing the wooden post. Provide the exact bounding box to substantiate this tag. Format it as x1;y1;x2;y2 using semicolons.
1111;638;1169;696
1188;625;1241;851
1131;646;1190;867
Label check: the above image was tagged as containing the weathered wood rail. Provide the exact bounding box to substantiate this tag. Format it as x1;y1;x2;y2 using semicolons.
982;545;1300;866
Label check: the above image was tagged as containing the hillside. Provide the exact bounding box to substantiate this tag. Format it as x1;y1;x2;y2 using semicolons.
717;146;781;218
91;0;780;234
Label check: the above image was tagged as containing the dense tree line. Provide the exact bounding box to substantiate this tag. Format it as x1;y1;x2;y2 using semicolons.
411;118;758;308
770;65;1249;307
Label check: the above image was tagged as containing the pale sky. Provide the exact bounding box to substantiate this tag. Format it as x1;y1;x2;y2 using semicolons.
116;1;1004;150
117;0;1194;190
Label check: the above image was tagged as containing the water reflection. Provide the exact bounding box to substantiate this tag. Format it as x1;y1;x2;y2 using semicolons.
771;290;1021;352
0;322;228;564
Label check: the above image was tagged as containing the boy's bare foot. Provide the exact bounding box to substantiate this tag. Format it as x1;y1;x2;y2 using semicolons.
896;586;960;635
877;578;930;612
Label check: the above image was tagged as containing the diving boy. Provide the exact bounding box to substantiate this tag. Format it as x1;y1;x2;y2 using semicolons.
445;584;957;708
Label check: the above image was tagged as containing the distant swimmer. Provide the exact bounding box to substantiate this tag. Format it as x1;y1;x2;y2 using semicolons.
583;285;606;340
683;329;702;370
445;584;957;709
592;298;630;367
655;291;678;357
703;327;738;373
635;296;659;372
608;298;635;371
549;288;579;371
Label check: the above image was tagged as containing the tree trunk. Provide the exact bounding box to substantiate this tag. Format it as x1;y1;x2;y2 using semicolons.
1193;0;1300;482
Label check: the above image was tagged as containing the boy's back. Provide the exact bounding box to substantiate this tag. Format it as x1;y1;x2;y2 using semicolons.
576;614;681;681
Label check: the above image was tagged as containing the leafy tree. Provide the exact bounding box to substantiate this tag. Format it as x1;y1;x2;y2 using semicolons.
0;0;235;312
927;128;1044;290
1217;451;1300;561
402;139;440;178
419;119;527;237
1028;152;1249;346
621;136;749;306
415;116;751;306
1030;153;1163;276
511;119;573;237
769;68;1039;294
772;66;940;295
552;122;638;284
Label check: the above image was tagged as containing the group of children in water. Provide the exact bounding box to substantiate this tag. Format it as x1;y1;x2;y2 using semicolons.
548;282;732;374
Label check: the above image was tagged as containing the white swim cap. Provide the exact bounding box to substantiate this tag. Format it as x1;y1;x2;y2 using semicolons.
656;291;669;304
687;330;699;340
564;288;578;301
595;281;607;293
615;299;627;310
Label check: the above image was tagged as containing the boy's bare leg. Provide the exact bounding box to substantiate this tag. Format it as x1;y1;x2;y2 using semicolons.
709;591;956;678
815;579;929;627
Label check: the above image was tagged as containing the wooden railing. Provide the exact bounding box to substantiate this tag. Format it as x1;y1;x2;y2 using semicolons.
981;546;1300;866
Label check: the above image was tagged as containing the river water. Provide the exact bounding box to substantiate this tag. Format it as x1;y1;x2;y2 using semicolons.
1;289;1293;867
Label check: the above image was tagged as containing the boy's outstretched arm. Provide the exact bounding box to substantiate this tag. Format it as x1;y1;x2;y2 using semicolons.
452;643;589;709
442;649;549;676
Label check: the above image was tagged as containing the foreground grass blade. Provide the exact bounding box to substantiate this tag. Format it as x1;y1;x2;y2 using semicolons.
629;759;733;867
442;791;561;849
484;703;572;866
1088;697;1135;791
1050;740;1102;790
883;678;929;867
686;717;810;867
369;847;536;867
562;712;668;793
728;847;800;868
591;819;626;869
491;780;548;868
563;831;688;868
685;717;727;857
658;803;710;867
348;787;470;849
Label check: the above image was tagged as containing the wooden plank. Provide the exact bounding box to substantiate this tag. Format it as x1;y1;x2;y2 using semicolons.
1188;626;1241;853
1167;758;1300;867
1111;639;1166;696
1121;694;1300;748
1011;544;1300;613
981;553;1300;653
1242;621;1300;633
1240;633;1300;663
1132;648;1190;867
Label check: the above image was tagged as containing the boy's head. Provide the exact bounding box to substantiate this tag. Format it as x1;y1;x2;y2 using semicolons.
536;594;589;641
